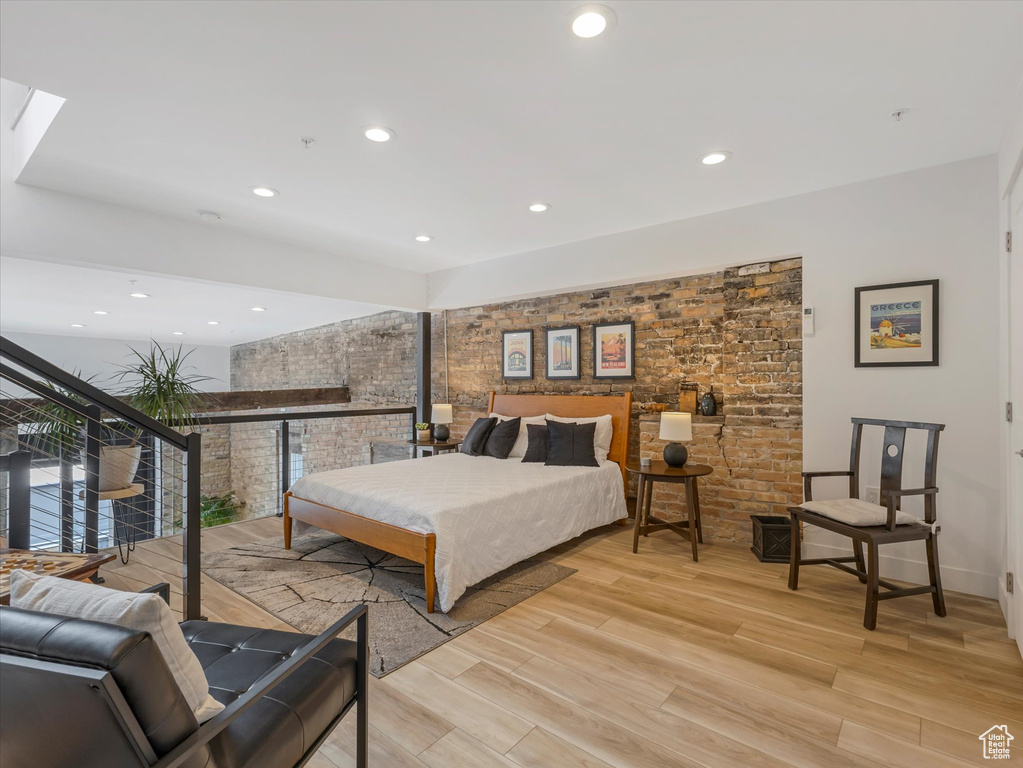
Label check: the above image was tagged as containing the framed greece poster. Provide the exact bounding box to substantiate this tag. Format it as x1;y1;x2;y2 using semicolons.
545;326;581;380
502;329;533;379
854;279;939;367
593;321;635;379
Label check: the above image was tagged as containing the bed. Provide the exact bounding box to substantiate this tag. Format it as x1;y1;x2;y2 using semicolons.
283;391;632;612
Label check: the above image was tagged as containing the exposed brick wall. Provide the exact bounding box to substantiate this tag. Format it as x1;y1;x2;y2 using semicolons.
225;259;802;542
434;258;802;544
226;311;419;518
231;310;416;403
198;424;231;498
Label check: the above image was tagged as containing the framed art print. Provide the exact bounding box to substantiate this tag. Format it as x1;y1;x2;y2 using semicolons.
593;321;634;379
854;279;939;367
502;329;533;379
545;325;580;380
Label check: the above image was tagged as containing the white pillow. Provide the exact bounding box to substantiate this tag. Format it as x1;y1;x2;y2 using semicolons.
546;413;613;464
10;569;224;723
490;413;546;458
800;498;919;527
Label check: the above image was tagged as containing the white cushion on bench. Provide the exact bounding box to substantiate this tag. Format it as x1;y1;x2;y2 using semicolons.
10;569;224;723
800;498;918;527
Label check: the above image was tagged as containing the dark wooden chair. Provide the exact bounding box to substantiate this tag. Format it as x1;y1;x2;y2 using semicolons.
788;417;946;630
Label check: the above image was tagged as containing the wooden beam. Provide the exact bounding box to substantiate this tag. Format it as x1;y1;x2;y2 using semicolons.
192;386;350;413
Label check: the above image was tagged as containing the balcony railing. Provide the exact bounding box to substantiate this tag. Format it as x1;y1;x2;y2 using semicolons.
0;335;203;619
190;405;417;523
1;335;419;620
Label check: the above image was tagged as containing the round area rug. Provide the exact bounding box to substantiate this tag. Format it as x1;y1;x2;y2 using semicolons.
200;528;575;676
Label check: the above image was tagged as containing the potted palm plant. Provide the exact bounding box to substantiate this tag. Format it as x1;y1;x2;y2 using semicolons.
24;373;144;492
25;377;87;463
26;375;142;492
105;341;211;490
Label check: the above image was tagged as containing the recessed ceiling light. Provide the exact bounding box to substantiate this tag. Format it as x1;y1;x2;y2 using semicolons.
415;235;432;242
251;306;267;312
701;151;732;165
93;310;108;315
528;203;551;213
173;331;185;336
70;323;85;328
364;126;394;142
571;5;616;38
207;320;220;325
130;292;149;299
251;187;278;197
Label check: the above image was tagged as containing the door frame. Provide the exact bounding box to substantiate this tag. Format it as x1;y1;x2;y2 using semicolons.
1002;147;1023;656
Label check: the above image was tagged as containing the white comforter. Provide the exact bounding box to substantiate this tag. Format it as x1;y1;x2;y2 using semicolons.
288;453;627;611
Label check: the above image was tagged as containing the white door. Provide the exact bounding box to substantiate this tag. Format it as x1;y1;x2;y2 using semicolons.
1010;175;1023;657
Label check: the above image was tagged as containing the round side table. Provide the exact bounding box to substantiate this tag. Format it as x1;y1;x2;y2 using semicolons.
625;460;713;561
408;439;462;458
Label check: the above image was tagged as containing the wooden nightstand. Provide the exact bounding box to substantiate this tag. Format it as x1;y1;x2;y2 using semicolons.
408;439;462;458
625;460;712;561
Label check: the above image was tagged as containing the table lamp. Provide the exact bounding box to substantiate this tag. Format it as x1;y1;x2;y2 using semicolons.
432;404;453;441
659;412;693;467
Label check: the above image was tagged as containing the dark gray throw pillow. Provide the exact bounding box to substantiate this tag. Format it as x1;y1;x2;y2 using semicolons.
521;423;550;463
545;420;599;467
461;417;497;456
483;417;521;459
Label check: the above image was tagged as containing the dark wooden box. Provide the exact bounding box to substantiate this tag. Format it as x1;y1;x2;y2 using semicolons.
751;515;792;563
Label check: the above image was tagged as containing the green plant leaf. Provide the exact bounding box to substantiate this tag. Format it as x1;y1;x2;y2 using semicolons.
112;340;214;436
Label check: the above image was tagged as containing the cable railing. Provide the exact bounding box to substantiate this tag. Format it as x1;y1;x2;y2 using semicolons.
1;335;419;622
193;406;417;519
0;335;202;620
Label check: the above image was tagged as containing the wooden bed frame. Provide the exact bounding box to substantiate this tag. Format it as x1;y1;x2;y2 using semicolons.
283;390;632;612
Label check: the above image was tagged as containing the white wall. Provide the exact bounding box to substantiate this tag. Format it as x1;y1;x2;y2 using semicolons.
3;332;230;394
431;157;1002;597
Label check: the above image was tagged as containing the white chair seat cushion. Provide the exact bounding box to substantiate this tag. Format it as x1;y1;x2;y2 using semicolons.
800;498;919;527
9;569;224;723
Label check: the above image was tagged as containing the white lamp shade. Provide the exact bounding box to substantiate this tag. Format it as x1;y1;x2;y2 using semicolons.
431;404;453;424
659;412;693;442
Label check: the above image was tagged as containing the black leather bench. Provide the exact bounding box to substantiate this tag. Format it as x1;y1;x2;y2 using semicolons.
0;601;367;768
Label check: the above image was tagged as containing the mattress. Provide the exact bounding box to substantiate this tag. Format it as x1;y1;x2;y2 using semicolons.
288;453;627;611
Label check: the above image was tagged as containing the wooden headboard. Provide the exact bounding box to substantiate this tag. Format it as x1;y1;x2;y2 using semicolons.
487;391;633;485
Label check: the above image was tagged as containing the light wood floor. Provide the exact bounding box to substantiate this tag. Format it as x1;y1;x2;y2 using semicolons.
99;517;1023;768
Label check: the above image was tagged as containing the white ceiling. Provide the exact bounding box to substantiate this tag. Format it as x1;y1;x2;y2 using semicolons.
2;0;1020;275
0;257;388;346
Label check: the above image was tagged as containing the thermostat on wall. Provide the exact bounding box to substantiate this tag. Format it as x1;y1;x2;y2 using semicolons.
802;306;815;336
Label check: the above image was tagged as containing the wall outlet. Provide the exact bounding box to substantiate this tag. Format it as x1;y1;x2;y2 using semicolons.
865;486;880;505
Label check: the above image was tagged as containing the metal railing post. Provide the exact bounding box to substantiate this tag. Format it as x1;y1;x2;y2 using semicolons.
280;420;290;495
183;432;203;621
6;450;31;549
84;404;101;553
59;448;74;552
139;433;156;540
